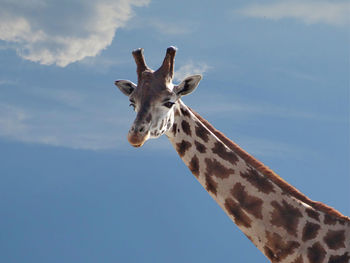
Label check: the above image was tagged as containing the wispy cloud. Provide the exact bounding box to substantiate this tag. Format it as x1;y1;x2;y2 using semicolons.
237;136;318;160
125;16;197;35
190;93;345;123
0;104;28;136
147;19;195;35
0;79;135;150
174;61;211;82
271;67;318;83
0;79;17;86
0;0;150;67
0;101;131;150
78;55;128;73
236;0;349;26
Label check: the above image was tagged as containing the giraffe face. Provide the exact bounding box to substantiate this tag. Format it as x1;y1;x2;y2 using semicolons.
116;71;201;147
115;47;201;147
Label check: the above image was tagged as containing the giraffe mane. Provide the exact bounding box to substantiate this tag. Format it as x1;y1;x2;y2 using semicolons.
188;107;350;222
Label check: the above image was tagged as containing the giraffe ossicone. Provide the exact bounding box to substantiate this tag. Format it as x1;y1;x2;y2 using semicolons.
115;47;350;263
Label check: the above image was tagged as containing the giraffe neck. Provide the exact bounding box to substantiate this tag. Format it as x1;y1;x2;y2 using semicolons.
166;100;350;263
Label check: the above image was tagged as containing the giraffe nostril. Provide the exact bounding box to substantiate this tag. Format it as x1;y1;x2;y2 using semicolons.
139;126;145;133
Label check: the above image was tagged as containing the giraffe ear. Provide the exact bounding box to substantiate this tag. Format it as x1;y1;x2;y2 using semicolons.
115;80;137;96
174;75;202;97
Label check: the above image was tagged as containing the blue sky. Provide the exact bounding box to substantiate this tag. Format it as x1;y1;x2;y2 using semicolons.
0;0;349;262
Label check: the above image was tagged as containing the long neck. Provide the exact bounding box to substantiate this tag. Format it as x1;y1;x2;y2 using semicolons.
166;101;350;263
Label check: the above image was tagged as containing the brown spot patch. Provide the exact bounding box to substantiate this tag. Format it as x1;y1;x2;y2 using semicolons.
323;230;346;250
195;121;210;143
307;242;326;263
189;155;199;178
305;208;320;222
172;123;177;136
224;197;252;228
240;167;275;194
270;200;302;237
204;158;234;179
231;183;263;219
302;221;320;242
194;140;206;153
212;141;239;165
205;174;218;195
264;231;300;262
176;140;191;157
292;255;304;263
328;252;350;263
324;214;338;225
180;107;190;117
181;120;191;136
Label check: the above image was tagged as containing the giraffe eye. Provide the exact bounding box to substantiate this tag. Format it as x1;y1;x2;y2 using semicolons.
163;102;174;108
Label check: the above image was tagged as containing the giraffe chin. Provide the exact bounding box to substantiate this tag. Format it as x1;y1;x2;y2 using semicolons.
128;133;149;148
130;142;144;148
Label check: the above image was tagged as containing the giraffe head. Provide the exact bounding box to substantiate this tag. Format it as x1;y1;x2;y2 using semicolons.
115;47;202;147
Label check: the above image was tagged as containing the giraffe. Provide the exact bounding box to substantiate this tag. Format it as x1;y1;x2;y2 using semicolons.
115;47;350;263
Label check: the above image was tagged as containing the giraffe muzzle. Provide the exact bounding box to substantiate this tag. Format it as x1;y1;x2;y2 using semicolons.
127;130;150;147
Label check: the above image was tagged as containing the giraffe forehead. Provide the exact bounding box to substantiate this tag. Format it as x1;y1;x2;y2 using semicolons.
132;82;174;104
131;82;175;126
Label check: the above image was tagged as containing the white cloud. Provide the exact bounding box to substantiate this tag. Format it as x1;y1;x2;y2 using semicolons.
0;0;150;67
236;0;349;26
174;61;211;82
